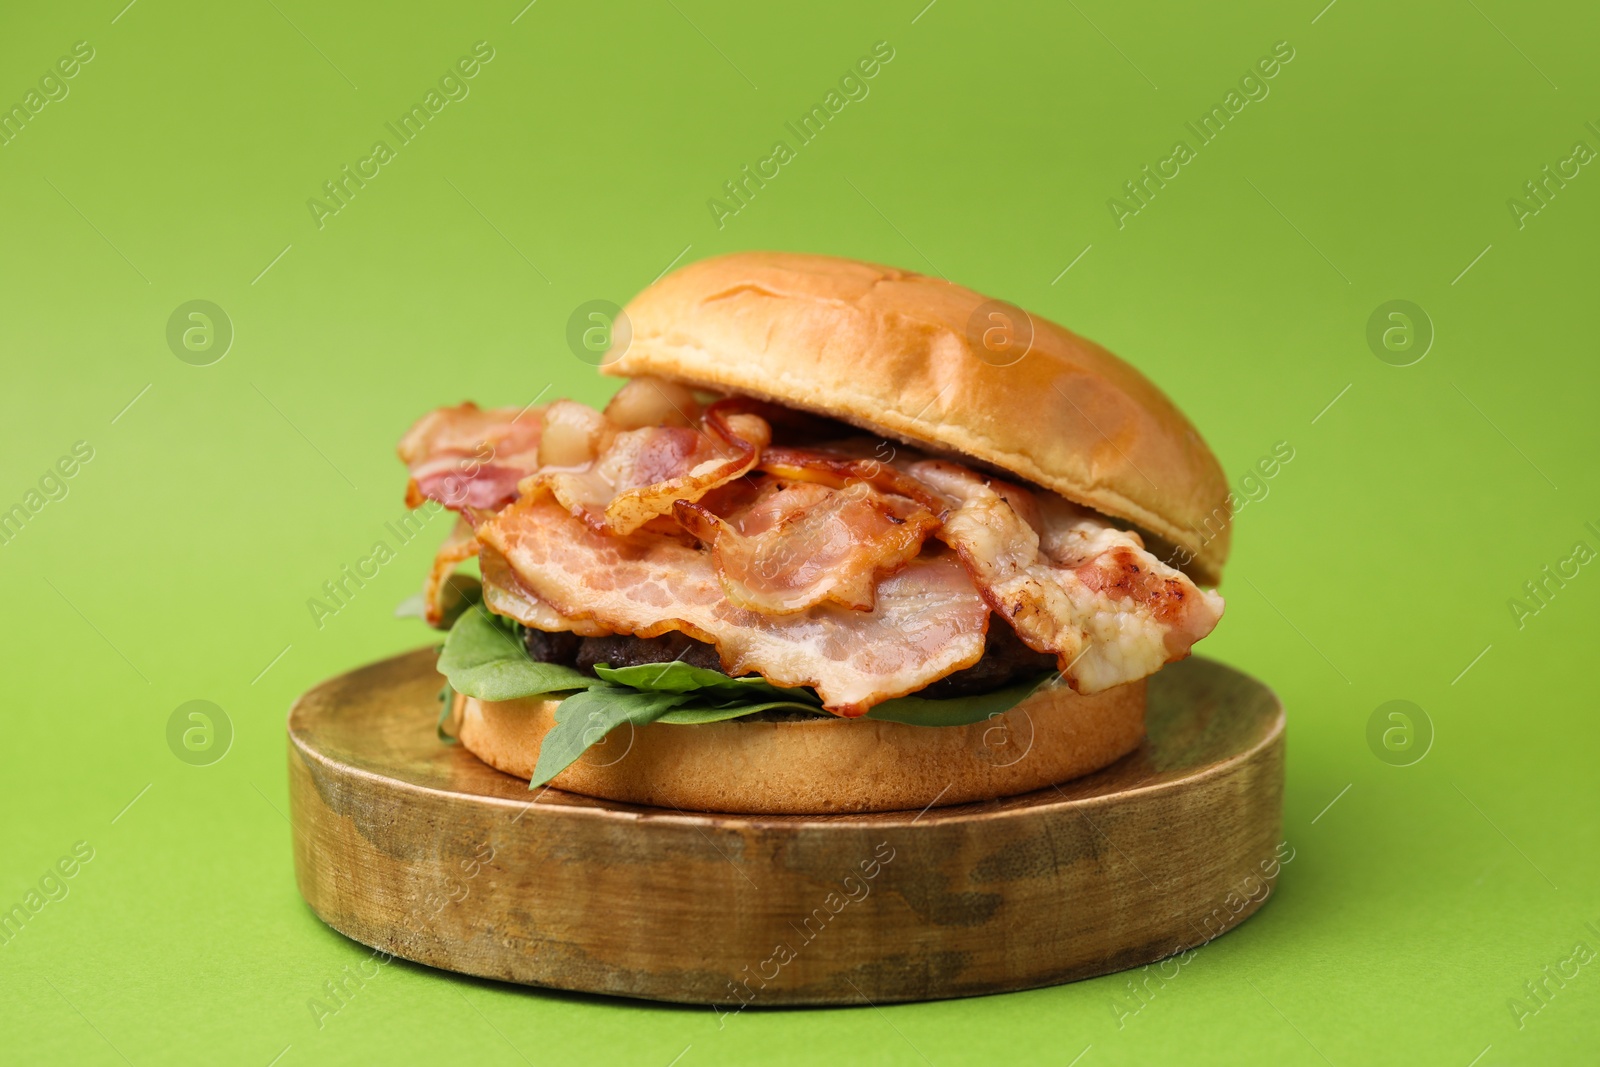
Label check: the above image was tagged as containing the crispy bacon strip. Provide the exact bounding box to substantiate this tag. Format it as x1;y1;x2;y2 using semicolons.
402;392;1227;702
909;461;1224;693
476;496;990;714
399;402;543;511
421;517;481;627
758;446;946;512
530;403;771;536
674;480;939;614
479;544;610;636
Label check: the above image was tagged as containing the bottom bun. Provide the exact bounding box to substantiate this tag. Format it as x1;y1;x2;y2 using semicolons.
455;679;1146;814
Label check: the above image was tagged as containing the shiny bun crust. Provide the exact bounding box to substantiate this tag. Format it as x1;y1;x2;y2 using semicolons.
454;680;1145;815
602;251;1230;583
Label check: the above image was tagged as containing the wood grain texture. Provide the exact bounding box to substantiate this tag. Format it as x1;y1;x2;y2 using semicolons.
287;649;1285;1006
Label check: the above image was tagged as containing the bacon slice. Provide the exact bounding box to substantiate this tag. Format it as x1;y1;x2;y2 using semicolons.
402;392;1227;702
758;446;946;511
478;544;610;636
476;496;990;714
529;403;771;536
399;402;543;511
421;517;482;627
675;480;939;614
908;461;1224;694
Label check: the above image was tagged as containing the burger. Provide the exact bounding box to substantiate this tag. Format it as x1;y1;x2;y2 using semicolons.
400;252;1228;814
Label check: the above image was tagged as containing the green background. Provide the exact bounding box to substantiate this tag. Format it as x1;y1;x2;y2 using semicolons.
3;0;1597;1063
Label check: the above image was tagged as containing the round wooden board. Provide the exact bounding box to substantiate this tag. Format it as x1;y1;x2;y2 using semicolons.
287;650;1284;1006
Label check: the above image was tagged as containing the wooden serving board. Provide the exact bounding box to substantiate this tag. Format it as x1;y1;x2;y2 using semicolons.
287;649;1284;1006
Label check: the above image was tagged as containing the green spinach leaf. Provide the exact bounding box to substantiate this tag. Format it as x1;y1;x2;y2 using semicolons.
594;661;819;703
435;609;1064;781
436;682;459;744
656;699;827;724
437;607;597;701
530;686;692;786
864;672;1058;727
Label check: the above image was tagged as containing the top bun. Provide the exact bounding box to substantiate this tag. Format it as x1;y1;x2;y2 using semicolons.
603;252;1229;583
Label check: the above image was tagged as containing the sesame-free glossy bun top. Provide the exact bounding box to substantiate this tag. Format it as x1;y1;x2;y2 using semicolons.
603;251;1229;583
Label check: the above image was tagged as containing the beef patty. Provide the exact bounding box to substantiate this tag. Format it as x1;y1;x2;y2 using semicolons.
521;620;1054;699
